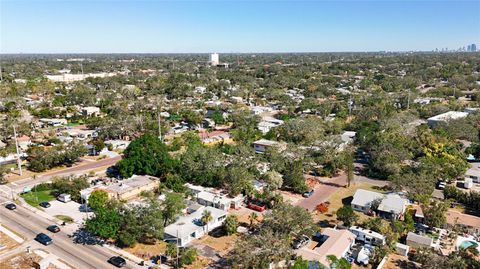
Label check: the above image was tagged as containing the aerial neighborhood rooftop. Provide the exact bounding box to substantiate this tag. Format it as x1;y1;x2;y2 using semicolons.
1;49;480;269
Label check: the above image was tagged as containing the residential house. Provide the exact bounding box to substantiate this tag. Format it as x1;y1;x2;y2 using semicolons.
258;118;284;134
105;140;131;150
81;106;101;117
411;204;425;224
351;189;408;220
296;228;356;267
198;131;233;145
185;183;243;210
351;189;384;213
253;139;284;154
427;111;469;127
63;129;97;141
164;205;227;246
406;232;434;249
465;167;480;183
80;175;158;201
39;118;68;127
377;194;408;219
16;135;32;151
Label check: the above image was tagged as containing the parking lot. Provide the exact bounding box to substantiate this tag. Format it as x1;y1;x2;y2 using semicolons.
43;200;92;225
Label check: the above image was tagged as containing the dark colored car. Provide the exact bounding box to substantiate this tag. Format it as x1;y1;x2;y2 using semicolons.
47;225;60;233
5;203;16;210
35;233;53;245
302;189;314;198
39;202;51;208
108;256;126;268
292;235;310;249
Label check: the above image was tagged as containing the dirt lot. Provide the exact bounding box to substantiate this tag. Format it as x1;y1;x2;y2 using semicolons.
1;252;58;269
383;253;419;269
183;255;210;269
124;241;168;259
0;231;21;253
195;234;239;255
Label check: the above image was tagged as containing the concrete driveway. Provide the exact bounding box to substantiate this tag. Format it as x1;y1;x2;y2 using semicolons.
295;175;347;212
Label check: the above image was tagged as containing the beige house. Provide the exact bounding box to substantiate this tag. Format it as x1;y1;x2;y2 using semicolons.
81;175;158;201
296;228;356;267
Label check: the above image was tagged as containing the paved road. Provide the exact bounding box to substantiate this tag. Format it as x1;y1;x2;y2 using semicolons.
6;156;121;193
295;175;347;211
0;198;141;269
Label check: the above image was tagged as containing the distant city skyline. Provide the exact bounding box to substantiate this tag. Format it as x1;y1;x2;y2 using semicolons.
1;0;479;53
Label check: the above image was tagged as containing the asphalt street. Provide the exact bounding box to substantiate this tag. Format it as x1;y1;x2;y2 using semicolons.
0;198;142;269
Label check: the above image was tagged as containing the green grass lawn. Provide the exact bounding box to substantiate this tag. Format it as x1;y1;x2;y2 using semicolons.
66;122;82;127
55;215;74;223
21;190;55;207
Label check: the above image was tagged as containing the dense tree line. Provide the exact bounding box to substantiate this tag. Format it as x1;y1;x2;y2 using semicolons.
444;186;480;213
27;143;87;172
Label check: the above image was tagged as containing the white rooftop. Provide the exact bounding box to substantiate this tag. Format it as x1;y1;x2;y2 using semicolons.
253;139;279;146
351;189;384;208
427;111;469;122
377;194;407;215
164;206;226;238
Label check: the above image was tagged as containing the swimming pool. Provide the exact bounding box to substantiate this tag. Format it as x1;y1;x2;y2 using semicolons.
459;240;479;249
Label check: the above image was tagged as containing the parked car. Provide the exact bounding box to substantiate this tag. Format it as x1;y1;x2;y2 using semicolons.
39;202;51;208
5;203;16;210
108;256;126;268
437;181;446;190
35;233;53;245
354;167;362;175
247;202;266;212
47;225;60;233
292;235;310;249
302;189;314;198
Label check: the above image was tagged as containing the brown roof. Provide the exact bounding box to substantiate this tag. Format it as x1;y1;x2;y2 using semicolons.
446;210;480;228
198;130;227;140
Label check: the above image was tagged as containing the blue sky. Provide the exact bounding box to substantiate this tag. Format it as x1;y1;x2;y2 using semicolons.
1;0;479;53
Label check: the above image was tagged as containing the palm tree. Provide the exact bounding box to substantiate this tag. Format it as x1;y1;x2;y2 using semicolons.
248;212;258;230
201;210;213;232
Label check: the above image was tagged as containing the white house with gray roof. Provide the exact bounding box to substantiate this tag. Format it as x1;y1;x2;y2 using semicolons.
351;189;408;220
164;205;227;246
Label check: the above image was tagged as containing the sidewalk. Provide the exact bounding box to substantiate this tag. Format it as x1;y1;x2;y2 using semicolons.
0;224;25;243
35;249;72;269
103;244;170;268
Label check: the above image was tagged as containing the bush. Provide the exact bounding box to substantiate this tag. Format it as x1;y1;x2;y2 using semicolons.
179;247;197;266
316;203;329;213
34;183;53;191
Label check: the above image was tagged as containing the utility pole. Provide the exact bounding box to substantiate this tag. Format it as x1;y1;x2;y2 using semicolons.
80;62;84;79
13;125;23;176
348;95;353;115
157;111;162;142
176;230;179;269
407;89;410;110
